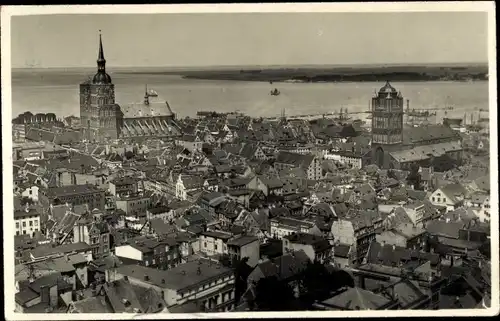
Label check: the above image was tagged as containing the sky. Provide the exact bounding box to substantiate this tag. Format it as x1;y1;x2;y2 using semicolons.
10;12;488;68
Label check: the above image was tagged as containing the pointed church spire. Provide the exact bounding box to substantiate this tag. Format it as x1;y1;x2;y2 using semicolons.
97;30;106;72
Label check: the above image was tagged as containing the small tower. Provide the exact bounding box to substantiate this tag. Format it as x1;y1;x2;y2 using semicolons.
279;108;287;124
371;81;404;168
144;84;150;106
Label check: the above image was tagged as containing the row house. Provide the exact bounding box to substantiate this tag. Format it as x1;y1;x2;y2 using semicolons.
112;259;236;312
146;206;173;222
199;230;233;257
331;210;382;265
73;216;111;259
19;184;41;202
143;178;176;198
175;134;203;153
270;216;322;240
176;174;204;201
226;235;260;267
429;183;468;212
283;232;333;264
114;235;182;269
246;176;284;197
15;272;73;313
274;151;323;181
233;210;270;241
215;199;245;228
39;184;106;211
115;194;151;217
108;177;138;197
15;207;41;237
238;143;268;161
465;192;490;223
375;223;427;250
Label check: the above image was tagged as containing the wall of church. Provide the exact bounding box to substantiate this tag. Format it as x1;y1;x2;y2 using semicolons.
80;82;121;142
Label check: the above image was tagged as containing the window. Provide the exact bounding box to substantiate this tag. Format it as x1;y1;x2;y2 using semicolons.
34;220;38;226
204;242;207;248
16;222;19;229
29;221;33;227
432;197;435;202
215;244;218;251
437;198;441;202
22;222;26;227
16;231;20;236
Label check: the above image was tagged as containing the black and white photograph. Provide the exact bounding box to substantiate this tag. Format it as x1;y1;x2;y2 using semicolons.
2;3;498;319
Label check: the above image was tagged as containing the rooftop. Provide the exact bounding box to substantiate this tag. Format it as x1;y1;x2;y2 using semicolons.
46;184;103;197
114;258;233;291
319;287;392;310
227;235;259;247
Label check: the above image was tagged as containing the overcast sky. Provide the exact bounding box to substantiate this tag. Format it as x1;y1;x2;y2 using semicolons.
11;12;488;68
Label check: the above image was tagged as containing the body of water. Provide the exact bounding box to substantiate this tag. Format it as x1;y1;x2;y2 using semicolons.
11;69;489;121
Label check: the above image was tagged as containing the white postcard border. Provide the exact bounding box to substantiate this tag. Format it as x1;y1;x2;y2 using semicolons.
2;2;498;319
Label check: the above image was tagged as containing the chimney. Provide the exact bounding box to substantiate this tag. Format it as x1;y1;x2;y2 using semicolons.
40;285;50;303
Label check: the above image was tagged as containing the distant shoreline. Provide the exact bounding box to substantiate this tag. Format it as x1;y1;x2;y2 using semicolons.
113;65;488;83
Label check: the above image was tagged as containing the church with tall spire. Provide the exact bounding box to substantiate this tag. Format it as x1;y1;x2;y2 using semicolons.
80;31;123;142
79;32;181;143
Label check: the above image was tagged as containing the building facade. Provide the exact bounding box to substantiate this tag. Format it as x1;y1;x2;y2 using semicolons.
112;259;236;312
79;33;181;143
80;33;123;142
370;82;463;169
371;81;405;169
15;208;41;236
40;184;106;211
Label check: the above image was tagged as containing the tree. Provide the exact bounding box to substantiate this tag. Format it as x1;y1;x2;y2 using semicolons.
406;163;422;190
431;154;458;172
297;263;355;307
479;239;491;259
254;276;295;311
124;150;135;160
233;257;253;304
387;169;398;180
220;255;253;304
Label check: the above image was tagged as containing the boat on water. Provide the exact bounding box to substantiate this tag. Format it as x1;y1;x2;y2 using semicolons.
270;88;280;96
148;89;158;97
407;109;437;117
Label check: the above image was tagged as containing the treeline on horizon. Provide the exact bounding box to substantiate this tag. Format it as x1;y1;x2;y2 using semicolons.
182;68;488;83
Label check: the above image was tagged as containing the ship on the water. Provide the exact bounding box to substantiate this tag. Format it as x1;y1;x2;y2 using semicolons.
270;88;280;96
334;107;352;122
407;109;437;117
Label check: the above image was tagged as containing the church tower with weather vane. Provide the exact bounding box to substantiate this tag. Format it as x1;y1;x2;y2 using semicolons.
80;31;123;142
